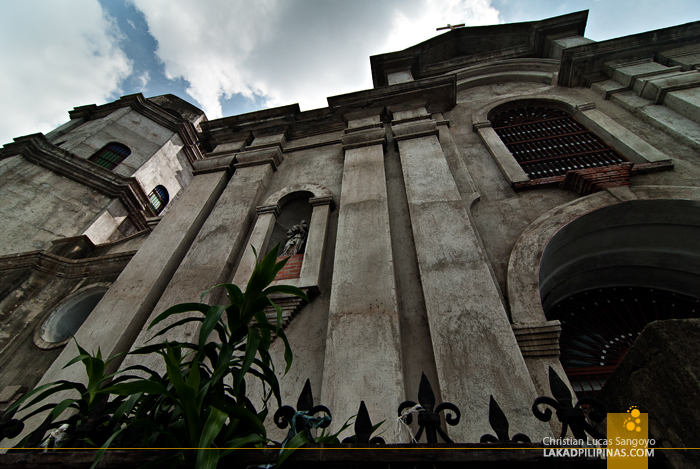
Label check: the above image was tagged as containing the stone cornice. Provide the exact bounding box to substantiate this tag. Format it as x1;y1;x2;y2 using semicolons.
0;250;135;279
256;204;281;217
329;75;456;116
370;11;587;86
69;93;204;164
559;21;700;87
1;134;152;230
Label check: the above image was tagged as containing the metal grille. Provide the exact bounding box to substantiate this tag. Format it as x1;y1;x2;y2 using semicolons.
88;142;131;170
491;107;626;180
546;286;700;399
148;185;169;214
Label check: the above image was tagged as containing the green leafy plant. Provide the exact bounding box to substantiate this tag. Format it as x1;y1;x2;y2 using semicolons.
5;245;307;469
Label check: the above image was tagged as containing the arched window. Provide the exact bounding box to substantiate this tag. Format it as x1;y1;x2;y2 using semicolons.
35;287;108;349
490;107;626;182
148;185;169;215
88;142;131;170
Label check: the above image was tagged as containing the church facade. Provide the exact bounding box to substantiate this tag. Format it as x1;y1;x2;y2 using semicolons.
2;11;700;445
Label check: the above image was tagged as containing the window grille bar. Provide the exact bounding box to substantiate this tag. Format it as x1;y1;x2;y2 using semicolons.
89;143;131;170
491;107;627;183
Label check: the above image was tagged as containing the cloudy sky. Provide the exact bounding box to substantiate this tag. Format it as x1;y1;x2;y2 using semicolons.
1;0;699;144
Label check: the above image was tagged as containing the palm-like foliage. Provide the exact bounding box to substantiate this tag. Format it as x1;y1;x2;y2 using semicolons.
5;245;306;469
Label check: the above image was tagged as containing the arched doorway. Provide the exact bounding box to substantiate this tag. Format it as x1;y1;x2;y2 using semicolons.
539;199;700;398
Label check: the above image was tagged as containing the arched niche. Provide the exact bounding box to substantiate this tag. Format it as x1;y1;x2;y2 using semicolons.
34;286;108;350
232;184;335;294
267;191;314;254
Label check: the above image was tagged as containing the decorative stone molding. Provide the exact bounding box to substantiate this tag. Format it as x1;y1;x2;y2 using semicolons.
207;138;251;158
559;21;700;87
263;183;334;207
145;216;162;230
390;106;431;125
656;45;700;70
513;322;561;357
192;154;237;176
639;71;700;104
392;119;439;141
574;102;596;112
309;195;335;210
256;204;280;217
559;162;633;195
344;109;385;133
329;75;456;115
234;146;284;171
0;134;153;230
0;249;135;279
68;93;204;164
341;128;387;151
245;133;288;151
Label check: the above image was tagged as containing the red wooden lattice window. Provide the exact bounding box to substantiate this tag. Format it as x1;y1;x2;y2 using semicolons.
490;107;626;181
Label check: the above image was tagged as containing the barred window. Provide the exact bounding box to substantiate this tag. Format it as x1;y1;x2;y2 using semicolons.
88;142;131;170
148;185;169;215
490;107;626;181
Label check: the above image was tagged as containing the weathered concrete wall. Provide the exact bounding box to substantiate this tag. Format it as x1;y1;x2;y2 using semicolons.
0;244;134;411
447;80;700;302
0;156;111;256
59;109;175;177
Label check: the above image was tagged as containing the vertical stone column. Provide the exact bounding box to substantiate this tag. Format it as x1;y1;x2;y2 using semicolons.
321;118;405;440
297;196;333;290
232;204;280;288
8;151;237;444
392;111;550;442
119;136;284;374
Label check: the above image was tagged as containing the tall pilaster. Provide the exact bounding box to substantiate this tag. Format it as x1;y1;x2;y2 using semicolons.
8;150;237;444
119;134;284;373
321;114;405;439
232;204;280;288
392;108;550;442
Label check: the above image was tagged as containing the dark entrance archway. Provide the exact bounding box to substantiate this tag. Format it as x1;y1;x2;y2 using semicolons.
539;199;700;398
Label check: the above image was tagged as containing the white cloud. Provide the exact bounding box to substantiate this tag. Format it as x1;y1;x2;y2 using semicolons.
0;1;132;145
130;0;501;118
137;71;150;90
382;0;501;53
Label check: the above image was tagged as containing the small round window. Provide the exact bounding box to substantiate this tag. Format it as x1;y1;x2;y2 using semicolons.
36;288;107;349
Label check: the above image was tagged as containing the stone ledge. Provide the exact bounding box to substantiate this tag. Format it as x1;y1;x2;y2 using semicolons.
392;120;439;141
513;322;561;357
234;146;284;170
192;154;236;176
0;250;135;279
341;128;387;150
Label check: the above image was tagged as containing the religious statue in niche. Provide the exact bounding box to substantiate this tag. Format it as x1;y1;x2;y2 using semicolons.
281;220;308;256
